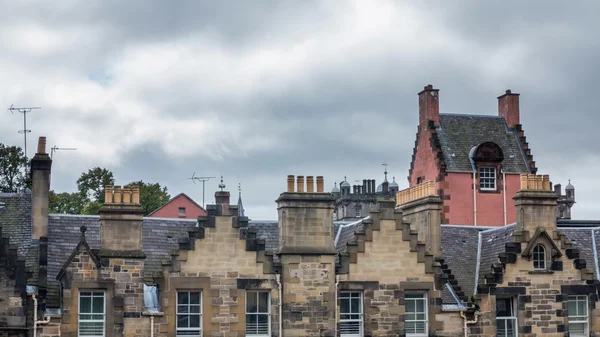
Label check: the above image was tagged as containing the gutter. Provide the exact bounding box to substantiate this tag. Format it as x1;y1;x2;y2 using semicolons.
333;217;369;248
592;229;600;280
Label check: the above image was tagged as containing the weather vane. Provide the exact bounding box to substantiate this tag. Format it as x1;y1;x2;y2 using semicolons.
218;176;226;191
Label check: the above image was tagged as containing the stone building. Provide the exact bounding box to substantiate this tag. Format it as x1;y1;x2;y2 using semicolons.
332;171;400;221
2;137;600;337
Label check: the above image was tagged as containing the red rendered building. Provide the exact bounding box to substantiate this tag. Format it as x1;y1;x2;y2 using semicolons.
408;85;537;226
147;193;207;219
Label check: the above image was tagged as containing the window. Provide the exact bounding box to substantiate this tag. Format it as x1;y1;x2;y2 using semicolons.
568;295;588;337
178;207;186;216
416;176;424;184
339;291;363;337
246;291;270;336
532;244;546;270
78;290;105;337
479;167;496;190
177;291;202;337
405;293;427;336
496;297;517;337
354;205;362;218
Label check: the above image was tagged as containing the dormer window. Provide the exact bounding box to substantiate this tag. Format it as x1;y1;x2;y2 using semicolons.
479;167;496;190
533;244;546;269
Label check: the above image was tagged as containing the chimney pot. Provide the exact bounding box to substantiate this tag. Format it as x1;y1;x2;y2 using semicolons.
113;186;122;203
307;176;314;193
132;185;140;204
297;176;305;193
122;186;132;203
104;185;113;203
37;137;47;154
287;175;295;192
316;176;324;193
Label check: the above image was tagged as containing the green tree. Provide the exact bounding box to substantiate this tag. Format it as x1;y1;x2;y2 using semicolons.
129;180;170;215
0;143;28;193
49;191;86;214
76;167;114;201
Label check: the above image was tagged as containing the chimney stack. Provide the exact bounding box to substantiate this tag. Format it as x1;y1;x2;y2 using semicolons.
514;174;557;235
276;175;337;335
31;137;52;240
99;184;144;254
396;181;443;259
498;89;520;129
418;84;440;127
363;179;367;195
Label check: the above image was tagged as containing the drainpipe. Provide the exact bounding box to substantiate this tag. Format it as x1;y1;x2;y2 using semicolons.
150;316;154;337
460;310;479;337
502;169;507;226
31;294;51;337
472;169;477;226
334;275;340;337
276;274;283;337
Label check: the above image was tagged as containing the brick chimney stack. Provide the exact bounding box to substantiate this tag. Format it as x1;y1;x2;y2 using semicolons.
498;89;520;129
31;137;52;240
418;84;440;127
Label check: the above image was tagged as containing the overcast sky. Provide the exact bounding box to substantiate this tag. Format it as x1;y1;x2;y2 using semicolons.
1;1;598;220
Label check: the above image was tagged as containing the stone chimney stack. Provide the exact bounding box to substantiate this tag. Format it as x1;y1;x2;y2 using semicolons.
514;174;557;235
99;184;144;254
418;84;440;127
396;181;443;259
277;175;336;335
31;137;52;240
498;89;520;129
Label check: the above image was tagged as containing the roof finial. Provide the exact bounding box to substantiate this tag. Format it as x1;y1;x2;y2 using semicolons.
382;162;388;181
238;182;242;197
344;176;347;181
334;182;337;188
80;225;87;242
218;176;226;191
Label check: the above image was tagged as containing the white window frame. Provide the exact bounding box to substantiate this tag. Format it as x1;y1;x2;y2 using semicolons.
532;244;546;270
354;205;362;218
405;293;428;337
479;167;497;191
339;291;364;337
568;295;589;337
176;291;202;337
245;291;270;337
178;207;186;216
78;290;105;337
496;297;517;337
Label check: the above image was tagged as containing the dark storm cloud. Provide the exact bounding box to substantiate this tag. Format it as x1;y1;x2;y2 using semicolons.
0;1;598;219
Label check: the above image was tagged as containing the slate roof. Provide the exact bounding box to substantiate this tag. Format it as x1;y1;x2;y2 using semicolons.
335;219;364;252
557;228;599;276
440;226;485;301
0;193;37;283
477;225;515;286
436;114;530;173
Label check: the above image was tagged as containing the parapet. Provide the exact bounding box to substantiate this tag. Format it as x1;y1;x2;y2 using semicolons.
396;181;436;206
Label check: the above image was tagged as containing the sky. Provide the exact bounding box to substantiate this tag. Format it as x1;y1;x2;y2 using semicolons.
0;1;598;220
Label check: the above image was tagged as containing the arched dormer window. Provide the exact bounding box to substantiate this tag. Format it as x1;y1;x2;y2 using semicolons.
533;244;546;270
471;142;504;192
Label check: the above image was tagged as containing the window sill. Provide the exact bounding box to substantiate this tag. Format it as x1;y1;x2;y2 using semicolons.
528;270;554;275
142;311;165;317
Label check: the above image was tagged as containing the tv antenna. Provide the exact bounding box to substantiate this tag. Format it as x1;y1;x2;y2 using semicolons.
50;145;77;159
8;104;42;177
188;173;215;208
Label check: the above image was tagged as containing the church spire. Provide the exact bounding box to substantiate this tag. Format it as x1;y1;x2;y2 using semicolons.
237;183;245;217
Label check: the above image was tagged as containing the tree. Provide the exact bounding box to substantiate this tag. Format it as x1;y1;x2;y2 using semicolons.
129;180;170;215
49;191;86;214
77;167;115;201
0;143;28;193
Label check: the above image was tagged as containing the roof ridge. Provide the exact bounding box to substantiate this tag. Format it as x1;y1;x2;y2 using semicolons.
440;113;504;119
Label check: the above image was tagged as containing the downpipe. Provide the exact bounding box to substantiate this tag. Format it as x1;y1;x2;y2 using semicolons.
334;275;340;337
472;169;478;226
150;315;154;337
460;310;479;337
31;294;51;337
276;274;283;337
